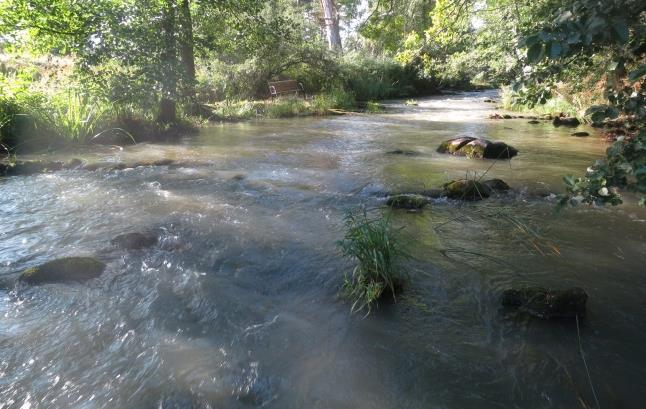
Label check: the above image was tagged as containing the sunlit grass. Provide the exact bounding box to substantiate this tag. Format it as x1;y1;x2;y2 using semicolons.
338;209;408;315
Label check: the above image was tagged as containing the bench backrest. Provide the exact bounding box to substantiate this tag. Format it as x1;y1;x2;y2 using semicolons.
268;80;304;97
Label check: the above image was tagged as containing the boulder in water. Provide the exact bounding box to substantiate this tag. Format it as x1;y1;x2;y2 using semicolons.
501;286;588;319
572;131;590;137
438;137;518;159
111;232;158;250
442;179;490;201
553;117;580;127
386;194;428;209
483;178;511;192
437;137;476;155
528;120;541;124
20;257;106;285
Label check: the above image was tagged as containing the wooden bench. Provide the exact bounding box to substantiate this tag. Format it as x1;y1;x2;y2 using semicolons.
268;80;305;99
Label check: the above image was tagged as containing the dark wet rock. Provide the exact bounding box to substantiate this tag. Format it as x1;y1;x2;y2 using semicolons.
489;113;503;119
553;116;580;127
502;114;513;119
483;178;511;192
437;136;476;155
386;149;420;156
439;137;518;159
528;120;541;124
501;287;588;319
20;257;106;285
483;98;497;103
64;158;84;169
111;232;158;250
110;163;128;171
484;141;518;159
386;194;428;209
82;162;105;171
0;163;9;175
442;179;491;201
572;131;590;137
7;160;64;175
153;158;175;166
231;174;246;181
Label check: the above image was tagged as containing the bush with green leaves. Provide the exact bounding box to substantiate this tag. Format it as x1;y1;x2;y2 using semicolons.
337;209;408;315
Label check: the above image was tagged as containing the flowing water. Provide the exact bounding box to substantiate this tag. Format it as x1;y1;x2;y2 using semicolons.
1;91;645;408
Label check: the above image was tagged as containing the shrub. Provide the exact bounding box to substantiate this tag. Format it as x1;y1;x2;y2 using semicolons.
338;209;408;315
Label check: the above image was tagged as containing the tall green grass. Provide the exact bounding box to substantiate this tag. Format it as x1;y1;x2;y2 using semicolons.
28;92;112;144
338;209;408;315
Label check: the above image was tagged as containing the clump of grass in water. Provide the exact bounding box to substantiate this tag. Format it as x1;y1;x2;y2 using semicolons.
405;99;418;106
338;209;408;315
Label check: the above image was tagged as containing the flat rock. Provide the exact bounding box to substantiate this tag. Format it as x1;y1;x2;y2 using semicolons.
501;286;588;319
572;131;590;137
20;257;106;285
528;120;541;124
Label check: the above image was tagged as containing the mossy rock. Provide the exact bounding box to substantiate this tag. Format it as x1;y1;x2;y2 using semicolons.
458;139;489;158
501;287;587;319
20;257;106;285
111;232;158;250
437;137;476;154
437;138;518;160
386;194;428;209
442;179;491;201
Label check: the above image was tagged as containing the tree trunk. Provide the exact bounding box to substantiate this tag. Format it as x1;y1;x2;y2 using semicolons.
158;0;178;124
178;0;196;100
320;0;342;52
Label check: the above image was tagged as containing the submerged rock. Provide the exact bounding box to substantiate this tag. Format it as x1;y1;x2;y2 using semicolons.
483;178;511;192
442;179;490;201
6;160;64;176
386;194;428;209
386;149;420;156
438;137;518;159
111;232;158;250
20;257;106;285
528;120;541;124
501;286;588;319
64;158;85;169
572;131;590;137
553;116;580;127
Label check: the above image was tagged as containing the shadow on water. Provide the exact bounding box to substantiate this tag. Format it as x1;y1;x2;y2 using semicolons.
1;91;645;408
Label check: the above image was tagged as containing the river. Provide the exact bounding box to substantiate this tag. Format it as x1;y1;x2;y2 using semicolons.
1;91;645;408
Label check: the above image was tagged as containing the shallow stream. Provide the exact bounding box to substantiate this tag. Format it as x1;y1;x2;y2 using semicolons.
1;91;645;408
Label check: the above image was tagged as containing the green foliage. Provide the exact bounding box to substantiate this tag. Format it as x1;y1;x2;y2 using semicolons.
338;209;408;315
28;92;112;144
516;0;645;206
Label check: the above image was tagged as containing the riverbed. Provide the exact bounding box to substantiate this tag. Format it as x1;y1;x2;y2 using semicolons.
1;91;645;408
